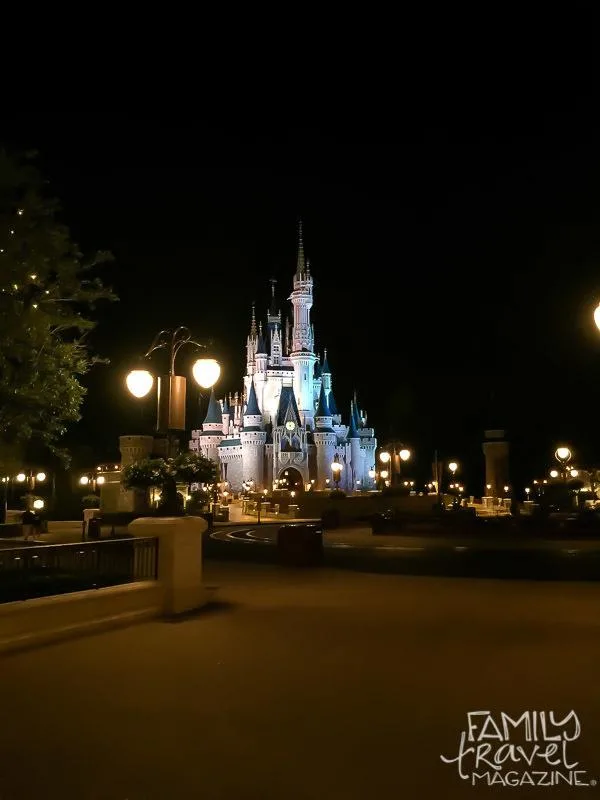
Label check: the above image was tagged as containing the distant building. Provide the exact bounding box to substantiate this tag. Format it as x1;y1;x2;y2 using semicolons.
189;223;377;492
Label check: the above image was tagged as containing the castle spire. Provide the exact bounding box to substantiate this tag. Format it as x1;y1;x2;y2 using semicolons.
250;303;257;338
269;278;279;316
296;219;305;275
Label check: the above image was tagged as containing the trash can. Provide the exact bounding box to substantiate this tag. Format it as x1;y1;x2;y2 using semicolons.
277;524;324;567
87;516;101;540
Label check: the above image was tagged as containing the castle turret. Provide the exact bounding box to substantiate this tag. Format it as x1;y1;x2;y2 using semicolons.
321;349;332;395
290;221;317;427
246;303;258;376
199;388;224;466
222;396;231;437
348;402;362;490
313;383;336;489
240;378;267;488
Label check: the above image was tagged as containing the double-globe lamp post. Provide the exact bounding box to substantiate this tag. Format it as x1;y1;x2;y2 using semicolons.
126;327;221;457
378;447;411;488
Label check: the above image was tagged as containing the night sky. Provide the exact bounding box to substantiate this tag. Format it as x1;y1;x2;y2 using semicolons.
4;86;600;491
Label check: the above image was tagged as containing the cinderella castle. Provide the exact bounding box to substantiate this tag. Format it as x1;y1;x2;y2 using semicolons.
189;224;377;492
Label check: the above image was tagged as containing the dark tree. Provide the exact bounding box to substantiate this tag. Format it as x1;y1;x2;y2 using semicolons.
0;149;116;468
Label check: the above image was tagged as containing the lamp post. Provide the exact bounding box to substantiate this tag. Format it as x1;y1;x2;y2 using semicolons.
554;446;572;484
14;469;47;511
331;455;343;490
79;472;106;494
126;327;221;457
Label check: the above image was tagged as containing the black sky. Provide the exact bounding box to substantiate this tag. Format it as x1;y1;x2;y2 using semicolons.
4;54;600;491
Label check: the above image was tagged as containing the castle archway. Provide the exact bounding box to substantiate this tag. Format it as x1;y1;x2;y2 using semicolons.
277;467;304;492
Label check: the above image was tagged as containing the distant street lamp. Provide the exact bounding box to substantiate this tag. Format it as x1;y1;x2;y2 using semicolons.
399;449;411;462
126;327;221;456
79;473;106;493
549;470;559;479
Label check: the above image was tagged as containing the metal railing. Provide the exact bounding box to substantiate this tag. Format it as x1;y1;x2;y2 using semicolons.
0;537;159;603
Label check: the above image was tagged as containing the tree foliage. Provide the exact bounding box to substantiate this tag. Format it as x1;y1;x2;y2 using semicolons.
0;149;116;462
121;458;169;491
121;453;217;492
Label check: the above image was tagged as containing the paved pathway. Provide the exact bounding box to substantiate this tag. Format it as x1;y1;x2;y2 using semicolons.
1;561;600;798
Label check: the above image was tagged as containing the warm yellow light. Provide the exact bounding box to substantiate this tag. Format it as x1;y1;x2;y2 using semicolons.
504;485;509;492
380;469;389;479
486;484;492;490
35;472;46;482
549;470;559;478
525;487;530;494
379;451;391;464
30;274;36;280
79;476;89;485
291;490;296;498
96;476;106;485
32;499;44;510
126;369;154;398
594;303;600;332
555;446;571;462
399;449;411;461
16;473;26;482
448;462;458;473
192;358;221;389
570;469;579;477
368;469;375;478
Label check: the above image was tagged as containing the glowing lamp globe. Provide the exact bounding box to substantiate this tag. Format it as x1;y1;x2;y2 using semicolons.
16;473;26;482
379;451;391;464
448;462;458;474
399;449;411;461
126;369;154;398
192;358;221;389
36;472;46;482
97;476;106;485
549;470;559;478
79;476;90;485
595;303;600;331
555;447;571;463
32;499;44;510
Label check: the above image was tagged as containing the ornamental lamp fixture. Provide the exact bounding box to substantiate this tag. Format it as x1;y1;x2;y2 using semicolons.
126;369;154;398
399;449;411;462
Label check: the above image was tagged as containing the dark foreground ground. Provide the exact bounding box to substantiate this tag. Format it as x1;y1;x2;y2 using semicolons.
1;561;600;799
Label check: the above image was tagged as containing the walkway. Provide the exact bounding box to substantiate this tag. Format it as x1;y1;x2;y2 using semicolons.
1;561;600;798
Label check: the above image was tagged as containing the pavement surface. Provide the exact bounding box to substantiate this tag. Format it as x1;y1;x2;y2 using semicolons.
1;561;600;798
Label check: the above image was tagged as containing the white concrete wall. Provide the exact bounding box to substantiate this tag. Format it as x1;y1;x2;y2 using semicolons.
0;582;161;654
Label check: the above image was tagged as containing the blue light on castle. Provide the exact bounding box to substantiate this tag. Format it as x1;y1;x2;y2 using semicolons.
189;223;377;491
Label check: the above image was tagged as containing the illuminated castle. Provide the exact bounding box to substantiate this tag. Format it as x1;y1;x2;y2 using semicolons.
189;224;377;492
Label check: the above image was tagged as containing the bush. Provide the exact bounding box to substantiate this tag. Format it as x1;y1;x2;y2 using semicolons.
81;494;100;509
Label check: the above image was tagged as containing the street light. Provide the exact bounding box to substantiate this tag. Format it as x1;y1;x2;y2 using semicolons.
399;449;411;462
126;327;221;456
549;470;559;479
448;462;458;475
331;456;343;489
80;473;106;493
555;446;572;464
379;451;391;465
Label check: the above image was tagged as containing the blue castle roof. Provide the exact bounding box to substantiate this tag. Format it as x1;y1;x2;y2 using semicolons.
316;383;330;417
245;380;261;416
203;388;223;425
328;389;338;416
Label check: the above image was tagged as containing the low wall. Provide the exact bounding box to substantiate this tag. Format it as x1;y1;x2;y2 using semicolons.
0;581;162;654
298;493;440;522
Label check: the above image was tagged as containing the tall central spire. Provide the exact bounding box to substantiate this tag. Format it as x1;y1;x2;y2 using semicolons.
296;219;305;275
250;302;257;337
